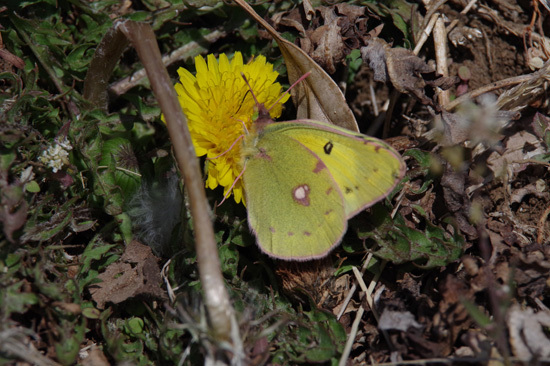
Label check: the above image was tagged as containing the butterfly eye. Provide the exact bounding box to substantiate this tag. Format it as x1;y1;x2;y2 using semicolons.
323;141;334;155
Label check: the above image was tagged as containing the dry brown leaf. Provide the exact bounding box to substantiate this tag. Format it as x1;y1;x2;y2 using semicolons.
234;0;359;131
497;60;550;111
510;181;549;204
89;240;166;309
80;345;110;366
308;18;344;74
507;305;550;359
275;4;375;73
0;199;27;243
487;131;545;177
378;310;422;332
361;37;458;109
440;167;477;239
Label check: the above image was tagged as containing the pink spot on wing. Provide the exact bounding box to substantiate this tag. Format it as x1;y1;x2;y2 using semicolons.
257;148;271;161
270;227;276;233
374;145;381;152
324;209;333;216
287;232;295;237
326;187;333;195
292;184;310;206
313;160;326;173
304;231;311;236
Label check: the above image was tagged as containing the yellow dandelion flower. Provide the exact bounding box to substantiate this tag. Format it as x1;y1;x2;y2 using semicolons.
170;52;290;204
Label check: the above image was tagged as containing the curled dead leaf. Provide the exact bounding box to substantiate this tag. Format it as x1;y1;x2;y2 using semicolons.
234;0;359;131
361;37;458;109
487;130;545;177
378;309;422;332
507;305;550;359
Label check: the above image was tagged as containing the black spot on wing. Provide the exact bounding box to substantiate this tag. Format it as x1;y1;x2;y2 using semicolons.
324;141;334;155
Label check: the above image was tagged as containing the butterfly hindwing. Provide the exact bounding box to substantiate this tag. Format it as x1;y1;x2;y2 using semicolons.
266;120;406;218
242;130;347;260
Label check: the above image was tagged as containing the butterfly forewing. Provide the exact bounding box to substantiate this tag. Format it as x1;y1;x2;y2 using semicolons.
242;130;347;260
269;120;406;218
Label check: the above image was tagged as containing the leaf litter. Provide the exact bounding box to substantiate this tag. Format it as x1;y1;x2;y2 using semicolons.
1;0;550;364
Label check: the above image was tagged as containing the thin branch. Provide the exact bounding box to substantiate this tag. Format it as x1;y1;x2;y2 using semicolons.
82;21;130;110
444;73;535;111
116;20;236;344
433;15;450;106
109;30;225;97
83;19;238;347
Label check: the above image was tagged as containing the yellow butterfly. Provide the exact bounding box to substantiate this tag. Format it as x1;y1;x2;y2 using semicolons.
240;103;406;261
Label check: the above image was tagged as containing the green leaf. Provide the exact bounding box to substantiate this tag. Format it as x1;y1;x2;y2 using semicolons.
275;309;346;363
54;318;85;366
5;253;22;268
364;0;417;45
66;45;91;71
0;282;39;315
404;148;432;169
82;303;101;319
98;137;141;207
124;317;145;336
346;49;363;83
219;243;239;278
116;212;134;244
22;196;78;242
403;148;435;194
78;240;118;279
0;151;16;171
462;298;492;327
24;180;40;193
359;206;464;268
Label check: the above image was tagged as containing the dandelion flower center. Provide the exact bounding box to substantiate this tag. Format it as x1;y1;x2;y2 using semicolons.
170;52;289;204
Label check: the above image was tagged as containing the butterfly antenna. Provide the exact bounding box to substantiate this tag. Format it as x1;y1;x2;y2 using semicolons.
241;71;311;122
217;163;248;207
206;134;245;161
241;73;261;106
241;72;272;123
266;71;311;113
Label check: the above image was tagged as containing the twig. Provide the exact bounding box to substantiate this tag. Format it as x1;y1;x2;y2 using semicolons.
338;262;387;365
444;73;534;111
418;0;448;40
105;20;239;349
109;30;225;96
338;266;371;366
414;13;439;55
446;0;479;34
353;266;379;321
383;89;400;139
83;22;130;109
369;80;379;117
433;15;450;106
337;253;374;320
0;329;62;366
338;306;364;366
536;204;550;244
